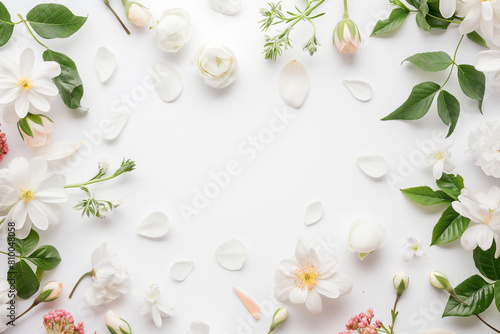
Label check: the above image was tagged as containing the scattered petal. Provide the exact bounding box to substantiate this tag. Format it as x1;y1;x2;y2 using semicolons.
304;201;323;226
233;286;261;320
136;212;170;238
356;155;389;178
170;260;194;282
100;112;129;141
342;80;373;102
209;0;241;15
278;60;310;108
152;61;183;102
215;239;246;271
94;47;116;82
189;321;210;334
38;141;82;161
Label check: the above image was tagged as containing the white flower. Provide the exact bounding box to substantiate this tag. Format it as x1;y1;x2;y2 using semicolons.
0;48;60;121
84;243;129;306
273;239;353;314
138;284;174;328
393;272;409;293
193;44;238;89
467;120;500;177
440;0;457;18
476;50;500;92
0;157;68;239
155;8;194;53
457;0;500;46
423;141;455;179
452;186;500;257
347;219;387;260
209;0;241;15
403;237;426;261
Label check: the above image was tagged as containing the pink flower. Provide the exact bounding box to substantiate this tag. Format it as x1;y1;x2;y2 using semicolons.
0;124;8;164
18;115;53;149
43;309;85;334
334;18;361;55
340;309;382;334
127;3;151;27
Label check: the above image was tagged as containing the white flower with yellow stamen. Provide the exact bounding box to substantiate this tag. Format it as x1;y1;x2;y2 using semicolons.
423;141;455;179
273;239;352;314
0;48;60;122
457;0;500;46
0;157;68;239
403;237;425;261
139;284;174;328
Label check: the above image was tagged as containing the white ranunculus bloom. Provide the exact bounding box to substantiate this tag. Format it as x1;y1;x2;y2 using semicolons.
0;48;60;121
138;284;174;328
457;0;500;46
273;239;353;314
422;141;455;179
402;237;426;261
193;44;238;89
0;157;68;239
440;0;457;18
468;120;500;177
347;219;387;259
84;243;129;306
155;8;194;53
209;0;241;15
452;186;500;257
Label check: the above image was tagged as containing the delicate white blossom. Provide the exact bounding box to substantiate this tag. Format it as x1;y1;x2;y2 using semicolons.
423;141;455;179
193;44;238;89
467;120;500;178
155;8;194;53
456;0;500;46
138;284;174;328
403;237;426;261
347;219;387;260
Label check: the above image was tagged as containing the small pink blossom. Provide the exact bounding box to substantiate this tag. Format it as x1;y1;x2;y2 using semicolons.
0;124;8;164
43;309;85;334
339;308;382;334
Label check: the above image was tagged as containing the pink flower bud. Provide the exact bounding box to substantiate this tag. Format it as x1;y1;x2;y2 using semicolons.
333;19;361;55
40;281;63;302
104;310;132;334
127;3;151;27
19;115;54;150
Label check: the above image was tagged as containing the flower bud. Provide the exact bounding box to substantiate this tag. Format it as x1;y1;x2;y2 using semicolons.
333;18;361;55
269;308;288;333
105;310;132;334
126;2;151;27
429;271;454;294
393;272;409;296
18;114;54;150
39;282;63;302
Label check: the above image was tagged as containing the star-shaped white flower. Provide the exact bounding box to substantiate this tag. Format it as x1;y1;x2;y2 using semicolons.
138;284;174;328
403;237;426;262
423;141;455;179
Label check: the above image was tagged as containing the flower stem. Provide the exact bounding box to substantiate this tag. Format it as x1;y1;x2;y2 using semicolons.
17;14;49;49
6;299;39;325
104;2;130;35
441;35;464;89
427;13;462;24
65;174;119;189
476;315;500;333
0;251;21;259
69;270;94;299
342;0;349;18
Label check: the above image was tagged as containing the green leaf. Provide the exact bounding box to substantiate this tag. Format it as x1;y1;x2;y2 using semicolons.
382;82;440;120
404;51;453;72
415;0;431;31
17;117;33;138
26;245;62;270
457;64;486;113
431;205;470;245
26;4;87;39
436;173;464;200
425;0;451;29
437;90;460;137
0;1;14;47
371;8;410;36
36;267;44;282
473;242;500;281
495;281;500;313
8;260;40;300
401;186;453;206
42;49;84;109
443;275;494;317
14;229;39;257
467;31;488;48
107;326;119;334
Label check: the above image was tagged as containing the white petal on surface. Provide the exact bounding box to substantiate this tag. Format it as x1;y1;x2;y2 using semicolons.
100;112;129;140
304;201;323;226
38;141;82;161
233;286;261;320
342;80;373;102
420;330;454;334
209;0;241;15
152;61;183;102
170;260;194;281
136;212;170;238
189;321;210;334
215;239;247;271
475;50;500;72
94;47;116;82
278;60;310;108
356;155;389;178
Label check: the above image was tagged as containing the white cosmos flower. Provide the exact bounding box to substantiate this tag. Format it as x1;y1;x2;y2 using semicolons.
273;239;353;314
138;284;174;328
84;243;129;306
440;0;457;18
423;141;455;179
0;48;60;121
193;44;238;89
403;237;426;261
457;0;500;46
452;186;500;257
467;120;500;177
0;157;67;239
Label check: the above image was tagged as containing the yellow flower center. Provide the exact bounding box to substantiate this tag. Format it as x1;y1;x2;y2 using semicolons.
148;295;158;304
294;265;320;290
21;189;35;203
412;244;419;251
17;77;33;91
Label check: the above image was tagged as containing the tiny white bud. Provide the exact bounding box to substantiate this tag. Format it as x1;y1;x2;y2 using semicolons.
393;272;409;296
269;307;288;333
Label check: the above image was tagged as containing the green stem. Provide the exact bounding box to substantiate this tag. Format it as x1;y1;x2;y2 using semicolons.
65;174;119;189
305;0;326;17
0;218;5;226
0;251;21;259
6;299;39;325
69;270;94;299
441;35;464;89
476;315;500;333
104;2;130;35
343;0;349;18
427;13;462;24
17;14;49;49
392;0;410;12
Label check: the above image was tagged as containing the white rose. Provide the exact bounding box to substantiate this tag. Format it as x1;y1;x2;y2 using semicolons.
155;8;194;53
347;218;387;260
194;44;238;89
209;0;241;15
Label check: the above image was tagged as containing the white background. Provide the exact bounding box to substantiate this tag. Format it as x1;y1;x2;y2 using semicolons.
1;0;500;333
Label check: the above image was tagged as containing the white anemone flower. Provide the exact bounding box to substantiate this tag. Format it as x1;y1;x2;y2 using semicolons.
423;141;455;179
457;0;500;46
138;284;174;328
0;157;68;239
452;186;500;257
0;48;60;121
403;237;426;261
467;120;500;178
440;0;457;18
273;239;353;314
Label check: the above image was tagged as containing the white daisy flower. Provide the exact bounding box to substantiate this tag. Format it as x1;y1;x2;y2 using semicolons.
422;141;455;179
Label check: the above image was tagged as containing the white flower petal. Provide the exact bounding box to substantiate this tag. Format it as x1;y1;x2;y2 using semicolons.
100;112;129;140
151;306;163;328
94;47;116;82
38;141;82;161
15;93;29;118
278;60;310;108
27;201;49;230
342;80;373;102
304;201;323;226
439;0;456;18
215;239;246;271
137;212;170;238
459;5;481;35
356;155;389;178
170;260;194;281
152;61;183;102
433;159;444;179
26;90;50;112
305;289;322;314
289;287;308;304
31;61;61;81
315;279;340;298
189;321;210;334
329;273;353;296
20;48;35;75
209;0;241;15
475;50;500;72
